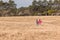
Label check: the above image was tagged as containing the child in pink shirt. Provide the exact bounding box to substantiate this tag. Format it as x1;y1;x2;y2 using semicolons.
36;19;42;25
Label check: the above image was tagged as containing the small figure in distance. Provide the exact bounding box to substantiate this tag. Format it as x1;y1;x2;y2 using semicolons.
36;19;42;26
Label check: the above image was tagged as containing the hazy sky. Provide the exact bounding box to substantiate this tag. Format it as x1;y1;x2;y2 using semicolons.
2;0;33;8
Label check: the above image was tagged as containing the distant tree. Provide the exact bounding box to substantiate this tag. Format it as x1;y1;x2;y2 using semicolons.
8;0;17;16
0;0;3;5
32;0;37;6
54;0;58;3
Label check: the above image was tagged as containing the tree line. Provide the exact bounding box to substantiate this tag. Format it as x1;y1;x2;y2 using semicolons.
0;0;60;16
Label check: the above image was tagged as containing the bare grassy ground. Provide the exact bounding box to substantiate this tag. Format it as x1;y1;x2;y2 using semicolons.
0;16;60;40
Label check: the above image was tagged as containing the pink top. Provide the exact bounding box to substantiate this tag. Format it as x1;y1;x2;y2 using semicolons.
37;19;42;24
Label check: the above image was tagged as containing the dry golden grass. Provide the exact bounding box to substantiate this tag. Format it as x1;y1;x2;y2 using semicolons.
0;16;60;40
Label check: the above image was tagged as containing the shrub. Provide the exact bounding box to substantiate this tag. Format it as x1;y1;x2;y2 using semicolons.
47;10;56;15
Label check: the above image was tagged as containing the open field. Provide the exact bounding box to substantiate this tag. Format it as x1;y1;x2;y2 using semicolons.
0;16;60;40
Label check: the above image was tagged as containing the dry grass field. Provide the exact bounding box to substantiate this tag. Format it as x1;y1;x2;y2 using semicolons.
0;16;60;40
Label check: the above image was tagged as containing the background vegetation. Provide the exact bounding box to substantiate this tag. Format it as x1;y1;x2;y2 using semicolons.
0;0;60;16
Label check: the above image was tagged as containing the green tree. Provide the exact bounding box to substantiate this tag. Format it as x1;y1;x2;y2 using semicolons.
0;0;3;5
8;0;17;16
54;0;58;3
